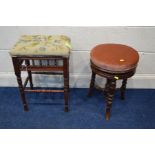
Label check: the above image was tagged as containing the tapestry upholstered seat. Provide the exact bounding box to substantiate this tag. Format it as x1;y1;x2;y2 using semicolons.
10;35;71;56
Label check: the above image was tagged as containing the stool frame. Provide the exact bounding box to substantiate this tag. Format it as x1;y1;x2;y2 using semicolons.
88;61;137;120
12;55;69;112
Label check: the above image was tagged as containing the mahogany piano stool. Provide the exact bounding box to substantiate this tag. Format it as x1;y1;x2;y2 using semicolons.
88;44;139;120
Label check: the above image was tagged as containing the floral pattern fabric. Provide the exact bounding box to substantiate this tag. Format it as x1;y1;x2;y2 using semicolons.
10;35;71;56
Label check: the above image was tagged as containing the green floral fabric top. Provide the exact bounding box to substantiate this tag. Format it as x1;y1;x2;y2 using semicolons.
10;35;71;56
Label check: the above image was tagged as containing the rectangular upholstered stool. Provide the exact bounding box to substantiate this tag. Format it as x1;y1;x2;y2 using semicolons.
10;35;71;112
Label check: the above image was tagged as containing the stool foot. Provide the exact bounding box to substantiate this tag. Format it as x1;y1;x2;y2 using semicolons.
64;90;69;112
24;105;29;111
88;71;96;97
105;109;110;120
121;96;125;100
64;107;69;112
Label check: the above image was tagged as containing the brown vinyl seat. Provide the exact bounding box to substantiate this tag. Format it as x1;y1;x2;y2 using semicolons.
90;44;139;72
88;43;139;120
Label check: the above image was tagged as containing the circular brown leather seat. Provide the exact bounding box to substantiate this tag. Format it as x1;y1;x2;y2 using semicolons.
90;44;139;72
88;43;140;120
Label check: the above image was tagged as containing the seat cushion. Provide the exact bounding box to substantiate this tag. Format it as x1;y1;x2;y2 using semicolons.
90;44;139;72
10;35;71;56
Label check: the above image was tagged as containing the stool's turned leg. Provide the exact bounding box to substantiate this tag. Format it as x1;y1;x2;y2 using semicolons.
63;58;69;112
25;60;33;89
105;79;116;120
12;57;29;111
120;79;127;100
104;79;110;96
88;71;96;97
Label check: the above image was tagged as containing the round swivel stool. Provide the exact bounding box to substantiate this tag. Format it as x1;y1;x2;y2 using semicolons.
88;44;139;120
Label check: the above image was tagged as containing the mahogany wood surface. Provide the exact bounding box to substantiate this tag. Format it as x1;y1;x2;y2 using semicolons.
88;61;137;120
12;56;69;112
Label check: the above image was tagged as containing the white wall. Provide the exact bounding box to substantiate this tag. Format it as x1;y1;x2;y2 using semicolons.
0;26;155;88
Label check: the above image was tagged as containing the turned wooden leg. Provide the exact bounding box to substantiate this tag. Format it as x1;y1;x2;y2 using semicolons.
25;60;33;89
104;79;110;96
120;79;127;100
105;79;116;120
88;71;96;97
12;57;29;111
63;58;69;112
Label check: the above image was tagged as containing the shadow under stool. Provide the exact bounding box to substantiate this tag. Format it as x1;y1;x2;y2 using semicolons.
88;44;139;120
10;35;71;112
